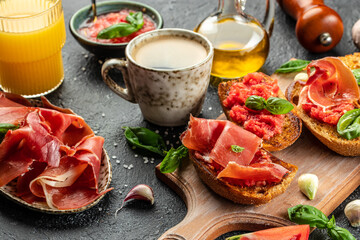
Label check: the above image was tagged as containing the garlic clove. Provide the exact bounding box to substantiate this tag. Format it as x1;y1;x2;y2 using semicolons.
344;199;360;227
294;72;309;83
115;184;154;216
352;19;360;50
298;173;318;200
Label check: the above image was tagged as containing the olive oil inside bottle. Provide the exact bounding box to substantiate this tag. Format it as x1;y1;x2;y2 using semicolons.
195;17;269;79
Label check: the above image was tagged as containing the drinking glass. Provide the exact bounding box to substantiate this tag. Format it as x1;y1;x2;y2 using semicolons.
0;0;66;97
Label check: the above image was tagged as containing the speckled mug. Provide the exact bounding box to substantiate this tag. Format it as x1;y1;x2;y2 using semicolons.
101;28;213;126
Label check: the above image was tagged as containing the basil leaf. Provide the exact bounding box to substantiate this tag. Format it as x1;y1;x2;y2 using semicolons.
275;59;310;73
352;69;360;86
337;109;360;140
122;127;166;156
160;145;188;173
126;12;144;29
245;95;266;111
288;205;329;228
265;97;294;115
97;11;144;39
231;145;244;153
328;226;356;240
0;123;18;142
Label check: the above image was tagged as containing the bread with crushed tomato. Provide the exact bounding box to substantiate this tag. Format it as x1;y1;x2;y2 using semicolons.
218;74;302;152
286;53;360;156
189;149;298;205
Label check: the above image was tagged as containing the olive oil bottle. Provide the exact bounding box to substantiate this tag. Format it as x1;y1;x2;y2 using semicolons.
194;0;274;80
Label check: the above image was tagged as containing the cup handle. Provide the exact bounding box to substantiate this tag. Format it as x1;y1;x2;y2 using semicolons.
101;59;136;103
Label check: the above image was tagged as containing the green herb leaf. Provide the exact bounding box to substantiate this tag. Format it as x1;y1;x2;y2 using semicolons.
97;11;144;39
337;109;360;140
352;69;360;86
122;126;166;156
288;205;356;240
288;205;329;228
265;97;294;115
231;145;244;153
275;59;310;73
328;226;356;240
245;95;266;111
160;145;188;173
0;123;18;142
126;12;144;29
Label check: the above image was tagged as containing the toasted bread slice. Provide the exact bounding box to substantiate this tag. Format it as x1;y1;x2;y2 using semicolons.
189;149;298;205
218;75;302;152
286;80;360;156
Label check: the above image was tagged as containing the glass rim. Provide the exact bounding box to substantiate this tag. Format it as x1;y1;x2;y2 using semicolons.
0;0;61;20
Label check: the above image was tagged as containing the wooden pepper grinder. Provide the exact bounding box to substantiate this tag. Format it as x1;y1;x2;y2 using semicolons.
277;0;343;53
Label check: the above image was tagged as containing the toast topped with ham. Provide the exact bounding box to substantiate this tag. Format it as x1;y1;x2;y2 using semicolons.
181;116;297;205
286;55;360;156
218;72;302;152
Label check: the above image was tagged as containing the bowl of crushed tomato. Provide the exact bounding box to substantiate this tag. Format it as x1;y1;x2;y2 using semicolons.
69;1;163;57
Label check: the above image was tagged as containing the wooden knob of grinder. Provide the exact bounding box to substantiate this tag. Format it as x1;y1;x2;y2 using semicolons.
277;0;343;53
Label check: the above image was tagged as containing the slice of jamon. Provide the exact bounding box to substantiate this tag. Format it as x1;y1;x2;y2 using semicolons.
305;57;360;108
28;136;109;210
217;161;289;182
181;116;262;167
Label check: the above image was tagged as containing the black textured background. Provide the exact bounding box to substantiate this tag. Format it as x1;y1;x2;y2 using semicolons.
0;0;359;239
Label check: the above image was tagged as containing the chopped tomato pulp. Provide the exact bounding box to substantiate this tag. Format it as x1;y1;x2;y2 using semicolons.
301;94;354;125
223;72;284;140
78;9;156;44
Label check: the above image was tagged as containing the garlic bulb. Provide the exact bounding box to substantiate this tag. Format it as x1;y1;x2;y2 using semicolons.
344;200;360;227
298;173;318;200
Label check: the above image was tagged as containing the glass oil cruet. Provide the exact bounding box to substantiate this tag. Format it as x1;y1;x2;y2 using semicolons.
194;0;275;80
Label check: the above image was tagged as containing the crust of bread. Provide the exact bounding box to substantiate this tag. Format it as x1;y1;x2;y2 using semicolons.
286;80;360;156
218;75;302;152
189;149;298;205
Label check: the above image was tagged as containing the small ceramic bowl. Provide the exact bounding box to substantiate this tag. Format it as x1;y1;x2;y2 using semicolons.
69;1;163;57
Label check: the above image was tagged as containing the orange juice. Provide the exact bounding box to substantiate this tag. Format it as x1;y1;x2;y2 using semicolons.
0;0;66;97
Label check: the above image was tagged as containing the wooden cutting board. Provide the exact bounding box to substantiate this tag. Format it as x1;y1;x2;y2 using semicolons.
155;72;360;240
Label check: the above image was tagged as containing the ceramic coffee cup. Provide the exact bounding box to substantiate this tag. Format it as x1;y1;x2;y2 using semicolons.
101;28;213;126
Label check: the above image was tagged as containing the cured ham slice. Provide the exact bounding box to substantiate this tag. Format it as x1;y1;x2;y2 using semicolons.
304;57;360;108
0;93;111;210
181;116;261;167
217;161;288;182
28;136;107;209
209;122;261;167
181;116;226;153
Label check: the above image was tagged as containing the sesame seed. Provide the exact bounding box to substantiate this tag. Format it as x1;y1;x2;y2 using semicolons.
119;190;122;194
84;54;88;58
173;135;176;138
128;164;134;169
144;160;149;164
98;207;102;211
73;77;77;81
114;143;118;147
98;60;103;64
116;160;120;164
112;156;117;159
124;184;128;187
151;158;154;161
101;113;105;117
81;67;86;71
94;130;98;134
164;131;168;135
208;107;212;110
166;140;170;145
134;154;138;158
150;160;154;164
155;130;159;134
123;164;128;168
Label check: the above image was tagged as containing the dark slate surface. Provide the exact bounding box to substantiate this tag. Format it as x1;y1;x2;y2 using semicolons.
0;0;359;239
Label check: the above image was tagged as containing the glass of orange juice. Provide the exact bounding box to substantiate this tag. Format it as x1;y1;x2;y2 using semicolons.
0;0;66;97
